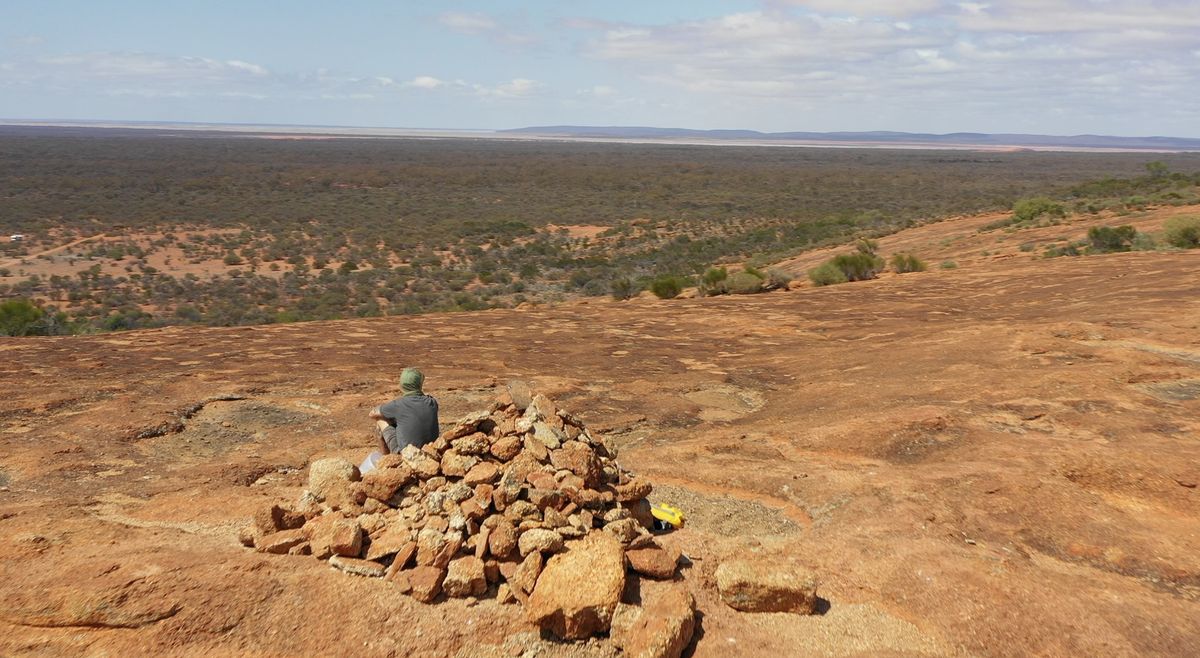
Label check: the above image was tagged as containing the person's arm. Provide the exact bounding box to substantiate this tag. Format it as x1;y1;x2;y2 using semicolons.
368;405;384;420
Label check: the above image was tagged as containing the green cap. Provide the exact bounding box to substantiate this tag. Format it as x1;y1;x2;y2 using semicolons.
400;367;424;396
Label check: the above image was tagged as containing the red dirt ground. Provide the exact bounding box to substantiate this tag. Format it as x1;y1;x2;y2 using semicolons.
1;207;1197;657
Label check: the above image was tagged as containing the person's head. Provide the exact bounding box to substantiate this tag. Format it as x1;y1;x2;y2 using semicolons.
400;367;425;396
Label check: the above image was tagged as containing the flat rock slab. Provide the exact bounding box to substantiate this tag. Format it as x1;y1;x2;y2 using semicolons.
625;544;680;579
715;559;818;613
328;556;386;578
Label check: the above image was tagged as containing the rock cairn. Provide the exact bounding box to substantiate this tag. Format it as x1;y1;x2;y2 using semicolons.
244;383;690;646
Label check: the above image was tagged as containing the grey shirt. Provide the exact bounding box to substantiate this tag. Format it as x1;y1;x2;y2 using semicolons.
379;394;439;453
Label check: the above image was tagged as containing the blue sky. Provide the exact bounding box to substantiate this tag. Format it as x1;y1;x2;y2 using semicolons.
2;1;1198;136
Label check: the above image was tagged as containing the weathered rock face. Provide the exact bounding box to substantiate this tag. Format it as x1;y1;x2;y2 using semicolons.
526;533;627;640
255;529;307;554
625;545;681;580
408;566;446;603
715;560;819;614
360;464;413;501
443;556;487;598
611;580;697;658
307;458;361;509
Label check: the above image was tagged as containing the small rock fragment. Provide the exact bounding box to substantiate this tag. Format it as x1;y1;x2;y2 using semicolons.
518;528;564;556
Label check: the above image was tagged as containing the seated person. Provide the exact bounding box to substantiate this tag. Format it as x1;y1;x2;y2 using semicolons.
366;367;439;464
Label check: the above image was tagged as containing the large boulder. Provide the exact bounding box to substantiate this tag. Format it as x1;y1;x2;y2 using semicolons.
714;560;819;613
527;533;626;640
611;580;696;658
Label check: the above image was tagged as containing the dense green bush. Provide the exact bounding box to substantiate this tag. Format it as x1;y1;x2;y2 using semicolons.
1012;197;1067;224
809;262;849;286
702;267;728;286
0;298;44;336
890;253;927;273
649;275;687;299
1087;225;1137;252
830;252;885;281
725;271;764;294
1163;215;1200;248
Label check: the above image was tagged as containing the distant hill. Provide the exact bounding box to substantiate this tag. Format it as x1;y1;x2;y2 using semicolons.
504;126;1200;151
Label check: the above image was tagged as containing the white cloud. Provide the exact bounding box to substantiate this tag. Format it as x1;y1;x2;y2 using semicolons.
436;10;538;47
406;75;445;89
778;0;946;17
477;78;539;98
577;2;1199;133
955;0;1200;33
437;11;498;34
34;52;272;82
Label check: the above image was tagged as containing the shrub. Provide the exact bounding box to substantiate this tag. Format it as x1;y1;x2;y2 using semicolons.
1132;232;1158;251
0;298;44;336
1163;215;1200;249
1087;225;1137;253
725;271;764;294
702;267;728;286
765;268;792;290
809;262;849;286
649;275;687;299
890;253;927;273
939;260;957;269
1044;241;1084;258
1012;197;1066;224
830;252;885;281
855;238;879;256
610;277;639;300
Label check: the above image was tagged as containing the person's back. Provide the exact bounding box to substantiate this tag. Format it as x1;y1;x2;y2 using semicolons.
370;367;439;455
379;391;439;452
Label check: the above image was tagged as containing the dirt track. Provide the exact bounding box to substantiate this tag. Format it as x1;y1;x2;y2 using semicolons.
1;209;1198;656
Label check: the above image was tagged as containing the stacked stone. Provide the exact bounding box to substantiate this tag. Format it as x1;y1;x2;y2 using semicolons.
245;383;689;646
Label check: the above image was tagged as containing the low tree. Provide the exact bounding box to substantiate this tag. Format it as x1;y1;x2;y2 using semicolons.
0;298;44;336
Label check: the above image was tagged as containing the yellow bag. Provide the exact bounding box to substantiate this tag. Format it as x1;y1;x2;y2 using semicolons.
650;502;685;529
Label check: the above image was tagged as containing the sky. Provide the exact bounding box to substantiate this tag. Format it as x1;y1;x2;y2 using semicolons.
2;1;1199;136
